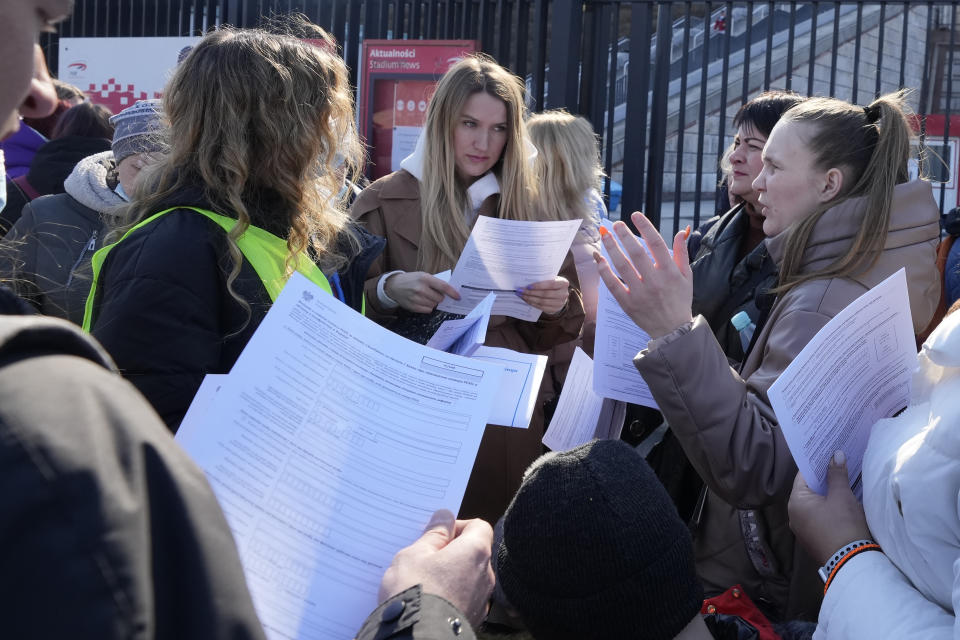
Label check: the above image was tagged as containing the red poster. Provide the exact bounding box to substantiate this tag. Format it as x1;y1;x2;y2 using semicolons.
360;40;477;180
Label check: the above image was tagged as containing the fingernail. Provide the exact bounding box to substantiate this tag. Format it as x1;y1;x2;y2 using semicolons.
598;226;610;238
514;288;524;297
684;225;691;239
833;450;845;466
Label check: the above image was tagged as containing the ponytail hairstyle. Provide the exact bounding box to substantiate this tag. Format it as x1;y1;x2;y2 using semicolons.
114;18;361;324
528;110;604;224
774;90;914;294
418;54;536;272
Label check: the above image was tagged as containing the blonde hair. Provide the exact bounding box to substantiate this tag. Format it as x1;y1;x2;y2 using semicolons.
418;54;536;272
528;110;604;223
116;20;361;319
774;90;914;294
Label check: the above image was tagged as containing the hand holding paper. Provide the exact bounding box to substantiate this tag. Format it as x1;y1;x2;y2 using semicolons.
438;217;581;321
379;510;495;627
594;212;693;339
385;271;461;313
517;276;571;316
788;452;872;566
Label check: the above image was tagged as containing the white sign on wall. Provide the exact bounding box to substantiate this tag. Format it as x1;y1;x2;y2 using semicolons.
58;37;201;113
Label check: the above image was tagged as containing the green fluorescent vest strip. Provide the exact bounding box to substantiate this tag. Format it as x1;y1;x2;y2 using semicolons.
82;206;341;332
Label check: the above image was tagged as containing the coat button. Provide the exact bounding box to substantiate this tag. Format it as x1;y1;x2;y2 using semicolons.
381;599;405;622
732;588;740;598
706;604;717;614
448;617;462;635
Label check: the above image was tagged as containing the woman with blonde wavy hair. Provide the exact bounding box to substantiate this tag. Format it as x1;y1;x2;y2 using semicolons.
528;111;605;355
352;55;584;523
84;22;384;429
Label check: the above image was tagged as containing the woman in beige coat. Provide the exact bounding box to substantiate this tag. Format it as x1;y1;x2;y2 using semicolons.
352;56;583;524
596;92;940;621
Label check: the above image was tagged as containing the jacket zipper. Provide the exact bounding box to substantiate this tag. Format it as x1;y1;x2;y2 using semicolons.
65;230;98;288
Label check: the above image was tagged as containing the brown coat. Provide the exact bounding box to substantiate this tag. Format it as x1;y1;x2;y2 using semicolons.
634;179;941;620
351;169;584;523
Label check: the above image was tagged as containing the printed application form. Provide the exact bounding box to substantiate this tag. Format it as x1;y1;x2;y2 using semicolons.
768;269;915;498
437;217;581;321
593;281;658;408
175;272;502;640
469;345;547;429
542;347;606;451
426;292;495;356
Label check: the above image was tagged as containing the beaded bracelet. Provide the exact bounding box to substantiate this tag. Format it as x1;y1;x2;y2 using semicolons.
821;542;882;595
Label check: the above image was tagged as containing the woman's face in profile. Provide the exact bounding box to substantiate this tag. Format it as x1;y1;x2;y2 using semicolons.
752;120;827;237
728;123;766;207
452;91;508;184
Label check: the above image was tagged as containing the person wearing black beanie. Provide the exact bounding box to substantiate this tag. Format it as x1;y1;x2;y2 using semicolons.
495;439;710;640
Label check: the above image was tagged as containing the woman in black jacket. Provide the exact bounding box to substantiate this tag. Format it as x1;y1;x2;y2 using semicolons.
85;22;381;430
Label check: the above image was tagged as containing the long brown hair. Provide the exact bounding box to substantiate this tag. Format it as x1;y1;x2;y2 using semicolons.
418;54;536;272
774;90;913;294
116;20;361;314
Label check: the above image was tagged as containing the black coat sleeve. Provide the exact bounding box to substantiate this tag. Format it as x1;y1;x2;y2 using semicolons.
354;586;476;640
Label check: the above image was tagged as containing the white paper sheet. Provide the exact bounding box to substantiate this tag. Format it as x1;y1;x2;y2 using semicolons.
592;280;658;408
175;272;502;640
768;269;916;498
437;217;581;321
176;373;228;450
425;292;494;356
542;347;607;451
469;345;547;429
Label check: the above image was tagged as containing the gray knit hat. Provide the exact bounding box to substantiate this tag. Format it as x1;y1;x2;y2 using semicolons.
109;99;165;164
496;440;703;640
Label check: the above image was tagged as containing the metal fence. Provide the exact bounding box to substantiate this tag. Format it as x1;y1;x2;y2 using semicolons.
43;1;960;232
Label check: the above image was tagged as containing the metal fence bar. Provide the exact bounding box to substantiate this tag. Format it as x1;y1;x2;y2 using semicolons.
851;1;863;103
874;2;885;97
898;3;909;89
941;4;956;212
693;2;711;228
742;2;754;101
672;1;692;235
602;3;618;210
717;1;733;166
785;0;796;91
645;4;672;227
621;1;653;221
829;2;840;95
763;0;774;90
807;0;818;96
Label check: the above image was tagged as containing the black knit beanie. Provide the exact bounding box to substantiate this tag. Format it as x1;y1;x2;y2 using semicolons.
496;440;703;640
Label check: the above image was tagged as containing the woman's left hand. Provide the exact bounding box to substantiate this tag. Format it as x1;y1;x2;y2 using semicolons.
519;277;570;316
594;211;694;338
788;451;872;565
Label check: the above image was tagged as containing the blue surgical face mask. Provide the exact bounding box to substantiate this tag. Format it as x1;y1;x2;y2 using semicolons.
0;151;7;213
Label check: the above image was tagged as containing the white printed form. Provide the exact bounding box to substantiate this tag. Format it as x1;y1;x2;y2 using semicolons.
542;347;606;451
437;217;581;321
768;269;915;498
469;345;547;429
176;272;502;640
593;281;658;408
426;291;495;356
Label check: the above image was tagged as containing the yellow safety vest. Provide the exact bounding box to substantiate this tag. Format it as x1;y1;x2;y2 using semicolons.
82;206;357;331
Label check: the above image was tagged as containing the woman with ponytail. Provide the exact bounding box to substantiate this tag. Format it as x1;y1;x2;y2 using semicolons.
595;91;940;621
84;22;383;429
